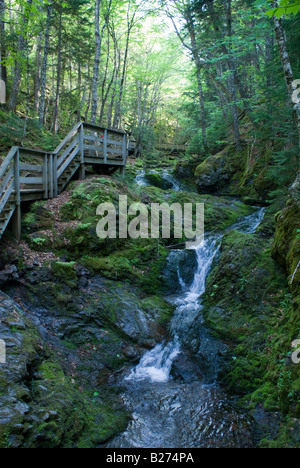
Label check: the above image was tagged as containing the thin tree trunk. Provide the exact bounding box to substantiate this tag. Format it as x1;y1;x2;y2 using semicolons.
34;32;42;113
53;8;62;134
108;46;120;128
113;27;130;129
91;0;113;124
113;0;136;129
167;6;208;152
39;4;51;125
206;0;251;127
99;34;110;124
8;0;33;111
0;0;7;83
273;15;300;199
226;0;241;151
185;11;208;152
265;31;274;89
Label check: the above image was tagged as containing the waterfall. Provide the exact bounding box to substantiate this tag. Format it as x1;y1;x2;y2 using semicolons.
127;235;221;383
126;207;265;384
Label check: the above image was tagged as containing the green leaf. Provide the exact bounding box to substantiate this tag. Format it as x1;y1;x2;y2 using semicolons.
288;4;300;14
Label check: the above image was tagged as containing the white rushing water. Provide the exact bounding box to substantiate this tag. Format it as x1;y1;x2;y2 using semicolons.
135;169;182;191
126;207;265;385
105;207;265;449
126;235;221;383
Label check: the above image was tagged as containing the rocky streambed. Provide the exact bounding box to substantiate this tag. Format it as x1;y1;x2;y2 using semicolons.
0;167;298;448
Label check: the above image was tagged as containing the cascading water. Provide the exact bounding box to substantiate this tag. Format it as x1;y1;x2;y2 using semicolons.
135;170;147;187
135;169;182;191
104;191;265;448
127;236;221;384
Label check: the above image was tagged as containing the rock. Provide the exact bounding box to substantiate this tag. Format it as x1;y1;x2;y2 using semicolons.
23;205;55;233
174;159;200;181
144;171;173;190
0;265;19;287
195;153;232;194
251;407;281;441
163;249;198;293
171;352;203;383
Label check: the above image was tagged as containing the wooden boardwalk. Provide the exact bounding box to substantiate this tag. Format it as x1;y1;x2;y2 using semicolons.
156;143;187;153
0;122;128;241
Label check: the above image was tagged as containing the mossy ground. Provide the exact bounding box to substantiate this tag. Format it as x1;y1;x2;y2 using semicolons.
202;221;300;447
2;156;299;447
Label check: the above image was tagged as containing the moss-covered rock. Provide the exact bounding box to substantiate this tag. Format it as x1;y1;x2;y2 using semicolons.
0;291;129;448
144;172;173;190
23;202;55;233
194;151;234;194
201;221;300;447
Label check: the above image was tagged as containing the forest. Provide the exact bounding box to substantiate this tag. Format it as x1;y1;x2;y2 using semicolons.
0;0;300;450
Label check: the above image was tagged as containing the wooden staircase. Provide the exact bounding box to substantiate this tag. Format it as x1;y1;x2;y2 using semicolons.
0;122;128;241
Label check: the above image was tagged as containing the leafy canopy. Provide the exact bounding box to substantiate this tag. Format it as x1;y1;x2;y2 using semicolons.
255;0;300;18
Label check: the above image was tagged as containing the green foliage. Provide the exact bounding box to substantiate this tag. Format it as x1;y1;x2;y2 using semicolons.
255;0;300;17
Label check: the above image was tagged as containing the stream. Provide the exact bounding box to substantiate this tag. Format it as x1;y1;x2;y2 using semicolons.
135;169;184;192
104;171;265;449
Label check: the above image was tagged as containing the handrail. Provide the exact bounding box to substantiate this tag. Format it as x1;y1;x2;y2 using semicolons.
0;147;18;180
83;122;126;136
0;121;128;241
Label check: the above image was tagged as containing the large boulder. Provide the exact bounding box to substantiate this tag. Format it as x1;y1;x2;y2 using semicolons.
194;153;233;194
144;172;173;190
174;159;200;181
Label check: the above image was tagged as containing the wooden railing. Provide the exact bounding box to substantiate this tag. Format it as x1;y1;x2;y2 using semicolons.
0;122;127;241
156;143;187;152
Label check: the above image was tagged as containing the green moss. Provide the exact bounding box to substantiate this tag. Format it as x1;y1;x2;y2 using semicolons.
141;295;175;327
144;172;173;190
203;230;288;394
272;204;300;291
51;261;77;281
82;255;133;281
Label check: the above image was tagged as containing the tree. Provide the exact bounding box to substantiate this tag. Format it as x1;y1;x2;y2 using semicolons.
8;0;33;111
91;0;113;124
256;0;300;200
163;0;209;152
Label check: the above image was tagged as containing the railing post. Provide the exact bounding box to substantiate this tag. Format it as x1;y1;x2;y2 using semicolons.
79;123;85;180
121;134;127;176
12;149;21;241
48;154;54;199
53;154;58;197
43;154;48;199
104;129;108;164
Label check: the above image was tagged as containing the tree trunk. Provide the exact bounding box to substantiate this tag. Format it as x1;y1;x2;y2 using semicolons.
39;4;51;125
53;8;62;134
8;0;33;111
91;0;113;124
113;27;130;129
226;0;241;151
91;0;101;124
273;15;300;201
185;11;208;153
0;0;7;84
